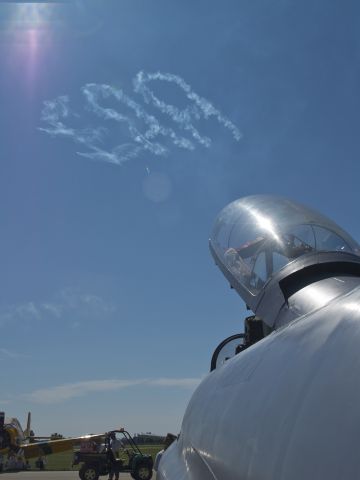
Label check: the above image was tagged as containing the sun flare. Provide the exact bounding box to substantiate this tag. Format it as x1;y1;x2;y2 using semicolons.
4;3;57;90
12;3;53;29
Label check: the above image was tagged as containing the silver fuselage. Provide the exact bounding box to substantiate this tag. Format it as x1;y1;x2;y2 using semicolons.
158;275;360;479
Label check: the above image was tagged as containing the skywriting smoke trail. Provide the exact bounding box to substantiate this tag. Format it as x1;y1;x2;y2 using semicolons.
39;71;242;166
133;71;242;144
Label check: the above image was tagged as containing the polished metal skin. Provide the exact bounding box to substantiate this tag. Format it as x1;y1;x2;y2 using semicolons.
158;196;360;480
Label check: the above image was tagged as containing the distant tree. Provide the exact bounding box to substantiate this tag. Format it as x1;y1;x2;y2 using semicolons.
50;433;64;440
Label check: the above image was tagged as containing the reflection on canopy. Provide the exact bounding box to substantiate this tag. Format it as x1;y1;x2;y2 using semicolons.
210;195;360;296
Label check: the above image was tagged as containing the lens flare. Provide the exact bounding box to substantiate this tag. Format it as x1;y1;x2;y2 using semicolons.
14;3;51;26
5;3;56;91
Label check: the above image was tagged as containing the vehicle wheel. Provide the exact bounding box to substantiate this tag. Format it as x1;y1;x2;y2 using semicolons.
79;464;99;480
132;464;153;480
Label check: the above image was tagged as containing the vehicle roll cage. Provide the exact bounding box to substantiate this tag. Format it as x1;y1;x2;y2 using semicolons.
105;430;143;456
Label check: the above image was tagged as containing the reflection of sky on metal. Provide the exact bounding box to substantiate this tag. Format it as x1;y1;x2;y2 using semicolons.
345;302;360;314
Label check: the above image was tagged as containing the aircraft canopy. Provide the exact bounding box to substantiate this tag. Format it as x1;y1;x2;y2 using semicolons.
210;195;360;297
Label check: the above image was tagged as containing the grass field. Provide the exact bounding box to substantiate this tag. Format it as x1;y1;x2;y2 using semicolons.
27;445;164;471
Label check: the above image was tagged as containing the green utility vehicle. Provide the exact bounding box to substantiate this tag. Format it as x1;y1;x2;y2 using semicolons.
73;430;153;480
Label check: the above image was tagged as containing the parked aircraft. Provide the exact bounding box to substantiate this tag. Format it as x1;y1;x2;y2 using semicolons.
0;412;32;452
0;411;104;463
158;195;360;479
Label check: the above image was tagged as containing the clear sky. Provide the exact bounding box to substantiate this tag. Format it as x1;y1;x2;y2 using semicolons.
0;0;359;437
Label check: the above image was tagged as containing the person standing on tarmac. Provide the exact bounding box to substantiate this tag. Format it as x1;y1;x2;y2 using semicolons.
107;432;124;480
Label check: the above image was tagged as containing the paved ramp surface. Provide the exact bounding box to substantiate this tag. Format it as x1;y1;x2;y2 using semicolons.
0;473;134;479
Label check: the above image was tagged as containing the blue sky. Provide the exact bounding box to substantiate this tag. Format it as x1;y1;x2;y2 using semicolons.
0;0;359;437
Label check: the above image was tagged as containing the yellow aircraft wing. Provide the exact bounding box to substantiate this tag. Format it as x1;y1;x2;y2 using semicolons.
1;433;105;459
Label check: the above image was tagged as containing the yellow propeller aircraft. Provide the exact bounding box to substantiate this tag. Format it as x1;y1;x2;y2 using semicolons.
0;411;104;461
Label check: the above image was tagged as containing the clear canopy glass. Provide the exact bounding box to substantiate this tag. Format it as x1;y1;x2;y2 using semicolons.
210;195;360;296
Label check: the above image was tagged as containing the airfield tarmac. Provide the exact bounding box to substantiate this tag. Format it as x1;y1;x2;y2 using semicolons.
0;473;141;479
0;474;130;479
